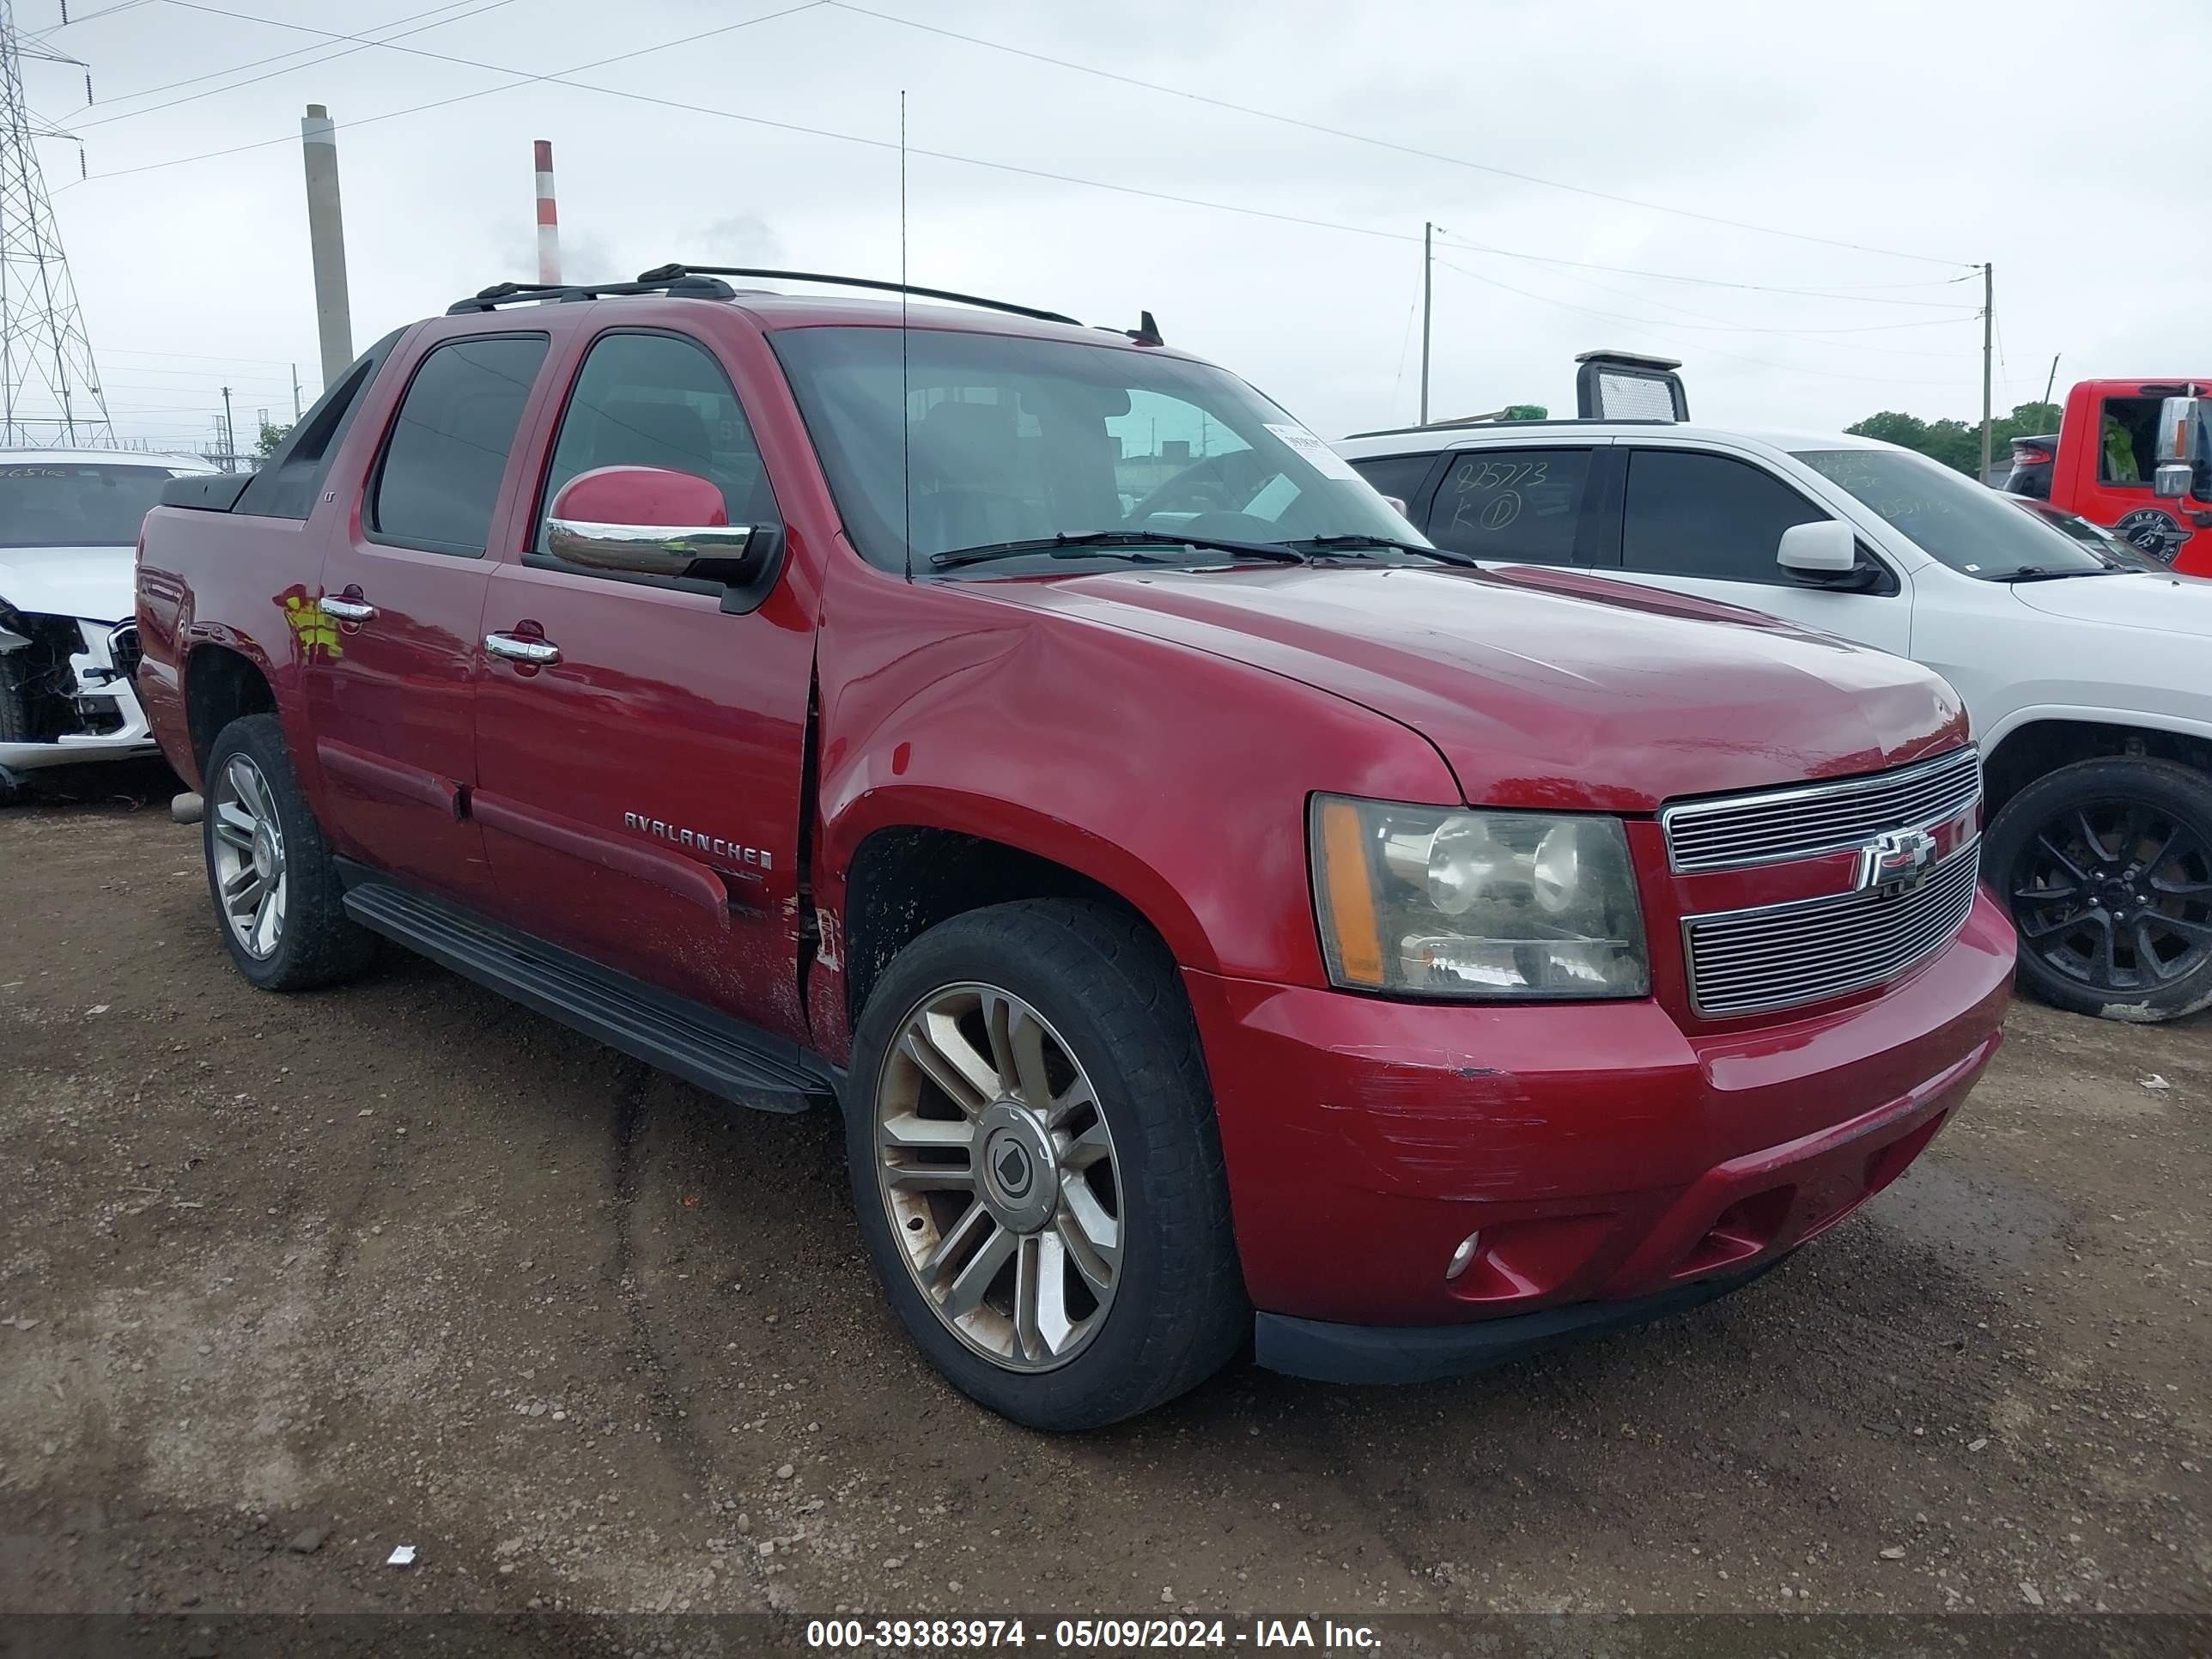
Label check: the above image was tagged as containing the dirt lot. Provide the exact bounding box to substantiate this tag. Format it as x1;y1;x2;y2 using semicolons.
1;775;2206;1646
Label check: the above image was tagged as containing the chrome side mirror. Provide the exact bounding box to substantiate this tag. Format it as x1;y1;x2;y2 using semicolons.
2154;395;2203;500
545;515;756;579
544;465;761;582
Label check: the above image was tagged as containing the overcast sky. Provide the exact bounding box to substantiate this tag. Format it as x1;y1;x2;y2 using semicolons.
26;0;2211;457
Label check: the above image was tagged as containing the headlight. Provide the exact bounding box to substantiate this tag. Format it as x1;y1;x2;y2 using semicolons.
1310;795;1650;1000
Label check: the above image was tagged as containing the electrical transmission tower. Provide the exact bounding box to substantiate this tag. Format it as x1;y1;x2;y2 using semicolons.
0;0;109;447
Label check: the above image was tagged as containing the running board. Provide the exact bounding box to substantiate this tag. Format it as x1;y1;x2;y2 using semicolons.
341;877;836;1112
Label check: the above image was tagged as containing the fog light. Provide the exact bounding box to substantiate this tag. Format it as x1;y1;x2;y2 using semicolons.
1444;1231;1481;1282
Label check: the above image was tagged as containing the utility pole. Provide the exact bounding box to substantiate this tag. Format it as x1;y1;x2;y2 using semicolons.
220;385;234;472
0;0;112;447
291;362;302;420
2042;353;2060;410
301;104;354;386
1979;261;1994;484
1419;221;1434;427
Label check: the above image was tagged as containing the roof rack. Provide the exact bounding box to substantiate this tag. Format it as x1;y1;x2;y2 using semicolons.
1340;416;1680;442
444;264;1138;335
635;264;1085;327
447;272;740;313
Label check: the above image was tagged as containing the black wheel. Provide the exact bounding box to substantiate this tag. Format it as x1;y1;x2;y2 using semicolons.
1988;757;2212;1022
844;899;1246;1430
201;714;376;992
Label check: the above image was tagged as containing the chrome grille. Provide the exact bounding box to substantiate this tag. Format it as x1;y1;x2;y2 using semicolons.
1662;746;1982;874
1684;841;1981;1018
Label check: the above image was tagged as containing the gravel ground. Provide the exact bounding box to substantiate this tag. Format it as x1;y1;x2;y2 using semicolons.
0;773;2205;1648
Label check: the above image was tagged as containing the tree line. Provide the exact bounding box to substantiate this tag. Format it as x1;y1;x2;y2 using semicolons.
1845;402;2061;477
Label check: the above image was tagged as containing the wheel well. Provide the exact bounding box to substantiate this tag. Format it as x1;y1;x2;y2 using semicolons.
842;827;1159;1024
185;646;276;775
1984;720;2212;818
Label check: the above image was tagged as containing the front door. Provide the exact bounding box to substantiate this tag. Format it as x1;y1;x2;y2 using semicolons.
2073;387;2210;574
307;330;553;902
1594;445;1917;658
471;326;817;1038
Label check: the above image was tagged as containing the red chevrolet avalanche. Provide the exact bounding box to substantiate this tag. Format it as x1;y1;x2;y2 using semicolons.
133;267;2014;1429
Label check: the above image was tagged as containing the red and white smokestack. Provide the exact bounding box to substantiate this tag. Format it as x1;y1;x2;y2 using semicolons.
533;139;561;286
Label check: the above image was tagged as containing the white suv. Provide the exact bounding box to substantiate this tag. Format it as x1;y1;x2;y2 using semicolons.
1335;419;2212;1024
0;449;208;800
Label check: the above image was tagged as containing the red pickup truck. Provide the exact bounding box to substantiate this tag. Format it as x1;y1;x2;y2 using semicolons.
135;266;2014;1428
2004;377;2212;574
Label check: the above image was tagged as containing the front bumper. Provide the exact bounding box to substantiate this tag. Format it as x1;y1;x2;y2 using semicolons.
1185;887;2014;1342
1256;1255;1786;1385
0;616;158;774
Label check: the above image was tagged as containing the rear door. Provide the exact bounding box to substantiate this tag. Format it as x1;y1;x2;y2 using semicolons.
1422;444;1608;568
308;325;551;902
471;324;817;1039
1588;443;1916;656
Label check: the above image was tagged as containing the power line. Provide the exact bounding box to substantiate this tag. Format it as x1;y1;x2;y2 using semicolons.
71;0;501;127
823;0;1975;270
58;0;835;187
63;0;1984;337
1434;234;1979;309
1435;260;1978;389
1436;258;1972;339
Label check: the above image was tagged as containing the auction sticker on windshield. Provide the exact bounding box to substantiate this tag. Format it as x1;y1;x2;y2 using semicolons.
1266;422;1360;481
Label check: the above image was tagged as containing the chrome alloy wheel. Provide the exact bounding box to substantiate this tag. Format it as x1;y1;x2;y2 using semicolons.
874;983;1122;1372
209;753;288;959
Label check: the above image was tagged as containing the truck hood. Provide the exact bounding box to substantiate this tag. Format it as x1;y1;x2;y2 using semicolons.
974;564;1966;811
0;543;134;625
2008;569;2212;635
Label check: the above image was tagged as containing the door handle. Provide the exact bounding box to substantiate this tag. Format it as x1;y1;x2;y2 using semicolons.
319;594;376;622
484;632;562;666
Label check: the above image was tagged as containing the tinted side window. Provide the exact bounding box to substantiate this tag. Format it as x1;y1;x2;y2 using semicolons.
234;329;401;521
370;335;549;556
1621;449;1826;581
536;331;776;549
1429;449;1591;564
1347;453;1438;514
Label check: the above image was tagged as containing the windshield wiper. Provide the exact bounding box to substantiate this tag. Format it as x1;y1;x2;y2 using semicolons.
2002;564;2118;582
1290;533;1482;568
929;530;1307;571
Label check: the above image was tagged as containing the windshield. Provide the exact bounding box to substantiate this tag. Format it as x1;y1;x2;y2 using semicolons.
771;326;1420;573
1793;446;2113;580
0;462;180;549
2014;498;2163;570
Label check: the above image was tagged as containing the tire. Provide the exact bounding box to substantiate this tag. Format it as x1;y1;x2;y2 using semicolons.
844;899;1246;1430
1986;756;2212;1023
201;713;377;992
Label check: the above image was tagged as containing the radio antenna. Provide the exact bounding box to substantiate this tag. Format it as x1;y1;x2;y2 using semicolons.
899;88;913;586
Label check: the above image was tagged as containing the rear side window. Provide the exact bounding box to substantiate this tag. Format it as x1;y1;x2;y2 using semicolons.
234;330;399;521
1428;449;1592;564
535;331;775;548
1346;453;1438;514
369;334;550;556
1621;448;1826;582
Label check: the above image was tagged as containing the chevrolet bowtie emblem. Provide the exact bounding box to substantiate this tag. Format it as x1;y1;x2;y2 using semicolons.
1857;827;1938;896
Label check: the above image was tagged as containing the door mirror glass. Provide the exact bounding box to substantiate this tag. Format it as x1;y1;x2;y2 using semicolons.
545;465;757;580
1776;519;1857;575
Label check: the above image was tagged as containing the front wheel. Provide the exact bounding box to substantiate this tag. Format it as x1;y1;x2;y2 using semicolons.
844;899;1246;1430
1988;757;2212;1022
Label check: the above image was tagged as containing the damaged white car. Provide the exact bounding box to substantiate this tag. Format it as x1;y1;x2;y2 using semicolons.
0;450;210;799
